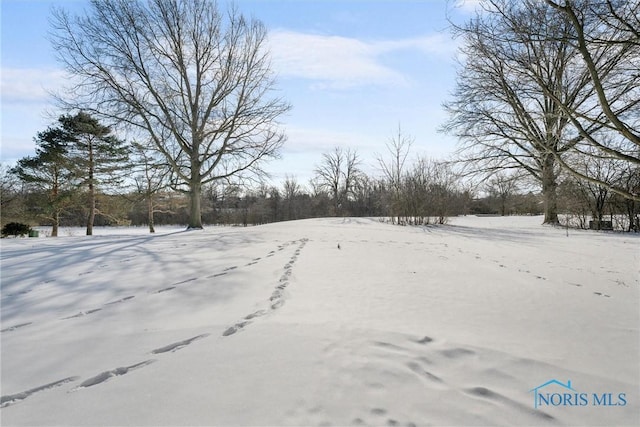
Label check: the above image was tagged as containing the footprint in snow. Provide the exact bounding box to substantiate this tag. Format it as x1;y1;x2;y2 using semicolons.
71;360;156;391
406;361;444;384
245;310;268;320
173;277;197;285
5;289;33;297
222;321;250;337
464;386;555;421
62;308;102;319
151;334;209;354
104;296;135;305
1;377;79;407
439;347;475;359
0;322;33;333
207;272;227;278
415;336;434;344
271;299;285;310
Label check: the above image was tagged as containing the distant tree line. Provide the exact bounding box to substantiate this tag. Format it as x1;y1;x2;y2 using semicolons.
3;115;637;233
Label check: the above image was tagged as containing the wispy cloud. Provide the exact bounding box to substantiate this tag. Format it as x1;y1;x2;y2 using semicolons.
455;0;484;14
1;67;66;103
282;125;378;155
268;30;455;90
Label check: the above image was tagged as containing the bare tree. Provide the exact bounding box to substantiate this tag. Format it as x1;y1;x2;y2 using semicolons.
131;142;173;233
485;172;521;216
282;174;301;220
51;0;290;229
613;164;640;231
1;164;27;226
443;0;599;224
404;157;459;225
377;124;413;224
314;147;362;216
543;0;640;201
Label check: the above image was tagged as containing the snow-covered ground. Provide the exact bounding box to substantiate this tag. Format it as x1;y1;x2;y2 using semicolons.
1;216;638;426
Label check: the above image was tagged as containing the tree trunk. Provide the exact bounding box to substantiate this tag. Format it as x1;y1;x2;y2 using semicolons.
188;179;203;229
86;142;95;236
87;187;95;236
52;211;59;237
51;180;59;237
148;195;155;233
542;154;559;224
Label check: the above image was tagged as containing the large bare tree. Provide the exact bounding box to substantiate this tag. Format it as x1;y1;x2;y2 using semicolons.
544;0;640;201
50;0;290;229
314;147;362;216
443;0;598;223
377;125;413;224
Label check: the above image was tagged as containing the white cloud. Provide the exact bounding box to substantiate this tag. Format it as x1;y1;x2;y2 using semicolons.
375;33;458;57
268;30;454;90
282;125;378;155
1;67;66;103
1;68;67;163
455;0;484;14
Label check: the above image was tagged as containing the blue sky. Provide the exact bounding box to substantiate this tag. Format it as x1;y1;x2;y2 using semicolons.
1;0;478;185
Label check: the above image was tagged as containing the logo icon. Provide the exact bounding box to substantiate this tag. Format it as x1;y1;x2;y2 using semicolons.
529;379;579;408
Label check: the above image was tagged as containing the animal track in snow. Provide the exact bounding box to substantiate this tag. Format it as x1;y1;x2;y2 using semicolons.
1;377;79;407
0;322;32;333
245;309;268;320
439;347;476;359
5;289;33;297
62;308;103;320
71;360;156;391
406;361;444;384
151;334;210;354
222;238;308;337
415;336;434;344
207;272;227;278
270;299;285;310
222;320;250;337
464;386;555;421
152;278;197;294
104;296;135;305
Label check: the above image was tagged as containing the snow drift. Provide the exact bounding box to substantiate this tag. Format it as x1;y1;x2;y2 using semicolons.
1;216;638;426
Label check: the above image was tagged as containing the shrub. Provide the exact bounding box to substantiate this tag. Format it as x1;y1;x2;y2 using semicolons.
1;222;32;238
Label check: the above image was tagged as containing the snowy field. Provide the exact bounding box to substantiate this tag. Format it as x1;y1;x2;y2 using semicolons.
1;216;638;426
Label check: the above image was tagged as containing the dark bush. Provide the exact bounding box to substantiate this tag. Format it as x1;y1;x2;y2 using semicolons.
1;222;31;237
